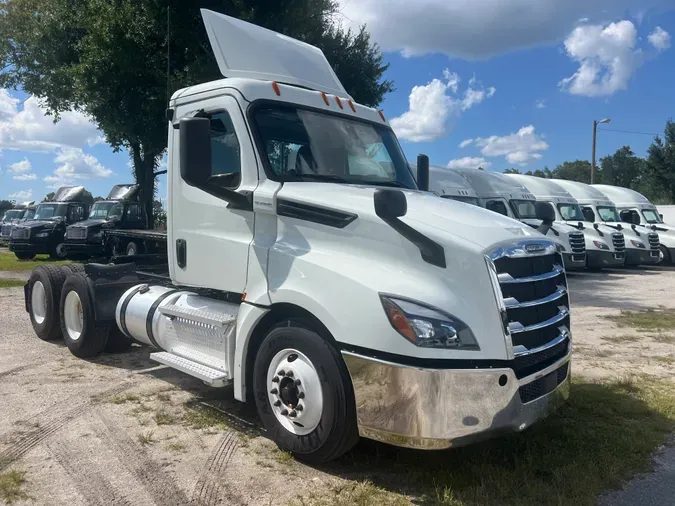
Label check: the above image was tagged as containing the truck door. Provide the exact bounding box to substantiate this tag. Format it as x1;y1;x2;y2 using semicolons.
123;202;145;230
67;204;86;224
169;95;257;294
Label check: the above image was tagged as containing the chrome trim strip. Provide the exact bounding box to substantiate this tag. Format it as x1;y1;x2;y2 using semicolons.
488;239;558;261
509;306;569;334
518;353;571;386
504;286;567;309
498;264;564;284
512;328;569;357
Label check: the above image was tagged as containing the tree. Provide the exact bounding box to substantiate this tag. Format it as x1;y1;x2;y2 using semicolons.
645;120;675;204
0;0;393;227
529;167;553;178
600;146;644;188
43;192;55;202
0;200;14;215
153;200;167;230
551;160;593;183
503;168;521;174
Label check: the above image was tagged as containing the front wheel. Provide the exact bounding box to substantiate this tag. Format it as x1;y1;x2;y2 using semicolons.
50;242;68;260
15;251;36;260
659;245;671;265
252;321;359;464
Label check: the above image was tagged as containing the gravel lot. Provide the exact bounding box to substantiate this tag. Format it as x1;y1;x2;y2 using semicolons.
0;262;674;505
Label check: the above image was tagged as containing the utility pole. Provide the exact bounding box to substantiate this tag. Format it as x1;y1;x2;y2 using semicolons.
591;118;611;184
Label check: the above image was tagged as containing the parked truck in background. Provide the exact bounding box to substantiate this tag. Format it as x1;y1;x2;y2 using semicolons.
64;184;152;258
21;10;572;462
10;187;90;260
593;184;675;264
552;180;660;266
1;201;35;242
427;164;480;205
505;175;626;269
446;168;587;270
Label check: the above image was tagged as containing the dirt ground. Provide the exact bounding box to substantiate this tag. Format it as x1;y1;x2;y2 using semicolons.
0;263;674;505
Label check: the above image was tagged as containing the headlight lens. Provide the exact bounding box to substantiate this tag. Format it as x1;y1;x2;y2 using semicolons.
630;240;646;248
36;232;49;238
380;296;479;349
593;241;609;250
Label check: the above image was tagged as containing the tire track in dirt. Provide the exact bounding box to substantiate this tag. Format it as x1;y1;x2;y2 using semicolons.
190;431;242;506
0;382;132;471
0;363;40;380
47;438;133;506
96;411;191;506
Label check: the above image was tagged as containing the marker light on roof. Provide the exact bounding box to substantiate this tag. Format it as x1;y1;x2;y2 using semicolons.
321;92;330;105
335;96;344;109
271;82;281;96
348;99;356;112
378;110;386;121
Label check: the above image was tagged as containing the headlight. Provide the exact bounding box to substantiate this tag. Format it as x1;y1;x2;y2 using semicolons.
630;240;645;249
36;232;49;238
380;295;479;350
593;241;609;250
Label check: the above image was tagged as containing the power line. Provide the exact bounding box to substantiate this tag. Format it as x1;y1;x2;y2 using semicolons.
598;128;660;136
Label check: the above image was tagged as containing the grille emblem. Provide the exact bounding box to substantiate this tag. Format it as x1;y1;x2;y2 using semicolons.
525;243;546;254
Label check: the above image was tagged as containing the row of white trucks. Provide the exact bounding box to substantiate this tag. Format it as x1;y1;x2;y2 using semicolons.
14;10;675;463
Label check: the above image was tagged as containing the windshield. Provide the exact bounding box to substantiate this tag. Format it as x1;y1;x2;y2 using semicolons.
253;105;417;188
642;209;662;224
597;206;621;222
443;195;480;206
89;201;124;219
34;203;68;220
558;203;586;222
3;210;24;221
23;209;35;220
509;199;538;219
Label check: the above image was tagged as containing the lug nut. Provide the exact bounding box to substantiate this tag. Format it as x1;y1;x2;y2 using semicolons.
281;409;288;416
297;392;305;399
277;370;286;376
294;379;301;386
286;371;294;378
272;376;280;383
270;388;278;395
274;400;281;407
289;410;297;418
296;405;303;412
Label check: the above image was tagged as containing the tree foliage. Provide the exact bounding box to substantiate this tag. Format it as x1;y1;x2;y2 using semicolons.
0;200;14;215
645;120;675;204
0;0;393;226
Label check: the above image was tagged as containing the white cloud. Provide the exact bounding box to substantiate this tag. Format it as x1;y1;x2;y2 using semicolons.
648;27;671;51
0;91;103;152
13;173;37;181
459;139;474;148
536;99;547;109
447;157;492;170
8;159;31;174
43;147;113;188
390;71;496;142
559;20;645;97
338;0;661;59
8;189;32;200
473;125;549;165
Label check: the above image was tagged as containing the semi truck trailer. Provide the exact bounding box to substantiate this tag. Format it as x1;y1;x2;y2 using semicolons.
22;10;572;463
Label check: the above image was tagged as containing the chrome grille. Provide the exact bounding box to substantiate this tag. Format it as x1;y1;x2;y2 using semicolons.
11;228;29;240
568;232;585;254
0;224;12;237
488;241;570;371
648;233;659;250
612;233;625;252
67;227;87;240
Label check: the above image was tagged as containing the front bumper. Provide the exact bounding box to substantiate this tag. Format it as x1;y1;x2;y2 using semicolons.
9;241;49;254
586;249;625;268
342;351;570;450
64;241;105;256
625;248;660;266
562;253;586;270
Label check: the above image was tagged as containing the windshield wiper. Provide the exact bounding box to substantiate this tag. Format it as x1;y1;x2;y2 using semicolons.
287;174;352;184
361;180;410;188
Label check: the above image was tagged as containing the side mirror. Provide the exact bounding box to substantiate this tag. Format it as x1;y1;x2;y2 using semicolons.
535;201;554;225
374;189;407;220
180;117;212;187
631;211;641;225
416;154;430;192
660;213;664;220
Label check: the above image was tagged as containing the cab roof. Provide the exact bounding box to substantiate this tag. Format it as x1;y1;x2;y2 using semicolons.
52;186;86;203
591;185;655;208
106;184;140;201
451;169;535;200
504;174;577;203
550;179;614;206
425;165;478;198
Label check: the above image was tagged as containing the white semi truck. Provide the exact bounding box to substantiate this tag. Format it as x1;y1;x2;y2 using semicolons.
552;180;660;266
448;168;587;270
427;164;480;205
593;184;675;264
22;10;572;462
505;175;626;269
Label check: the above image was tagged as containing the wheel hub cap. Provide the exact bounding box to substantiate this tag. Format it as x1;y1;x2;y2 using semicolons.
64;291;84;341
31;281;47;325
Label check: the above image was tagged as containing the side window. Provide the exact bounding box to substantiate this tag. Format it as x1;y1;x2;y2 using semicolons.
125;203;143;222
486;200;509;216
68;204;84;222
209;111;241;188
582;206;595;222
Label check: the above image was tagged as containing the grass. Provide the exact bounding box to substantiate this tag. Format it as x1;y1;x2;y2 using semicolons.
110;393;140;404
137;431;155;445
272;448;294;466
607;309;675;332
183;403;230;430
0;470;28;504
601;334;640;344
302;378;675;506
0;279;25;288
156;392;172;402
153;408;176;426
0;249;72;272
651;333;675;345
167;443;186;453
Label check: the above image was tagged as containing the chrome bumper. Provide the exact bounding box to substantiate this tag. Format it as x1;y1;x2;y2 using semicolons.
342;351;570;450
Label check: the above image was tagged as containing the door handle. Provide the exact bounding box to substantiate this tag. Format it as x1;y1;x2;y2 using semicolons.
176;239;187;268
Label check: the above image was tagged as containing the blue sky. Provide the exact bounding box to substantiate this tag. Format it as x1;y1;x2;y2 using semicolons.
1;1;674;203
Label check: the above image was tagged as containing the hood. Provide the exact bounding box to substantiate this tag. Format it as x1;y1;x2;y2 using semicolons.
69;218;111;229
19;220;60;230
276;183;544;251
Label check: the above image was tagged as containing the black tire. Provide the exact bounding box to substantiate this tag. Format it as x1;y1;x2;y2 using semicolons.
659;245;671;265
59;273;109;358
15;251;36;260
105;326;133;353
252;320;359;464
27;265;68;341
49;241;68;260
125;241;139;256
61;263;85;275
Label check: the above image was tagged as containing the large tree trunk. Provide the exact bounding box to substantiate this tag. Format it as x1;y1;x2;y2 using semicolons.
131;143;161;230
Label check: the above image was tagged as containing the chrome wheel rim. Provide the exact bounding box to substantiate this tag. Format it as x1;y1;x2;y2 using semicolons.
63;291;84;341
55;243;67;258
31;281;47;325
267;349;323;436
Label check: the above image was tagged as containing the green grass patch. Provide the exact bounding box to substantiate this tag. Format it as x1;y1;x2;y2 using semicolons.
167;443;186;453
651;333;675;345
154;408;176;426
607;309;675;332
290;481;409;506
183;403;230;430
315;379;675;506
0;279;25;288
109;393;140;405
272;448;294;466
137;431;155;445
0;250;71;272
0;470;28;504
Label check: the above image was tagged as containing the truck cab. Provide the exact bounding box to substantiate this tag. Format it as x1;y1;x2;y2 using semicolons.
1;201;35;240
426;164;480;205
505;175;626;269
23;10;572;462
65;184;148;258
592;184;675;264
448;168;586;270
553;180;660;266
10;187;89;260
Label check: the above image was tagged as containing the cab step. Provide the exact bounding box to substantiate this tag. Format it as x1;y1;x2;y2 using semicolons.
149;351;230;387
159;304;237;328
